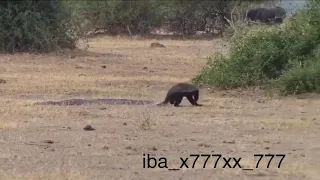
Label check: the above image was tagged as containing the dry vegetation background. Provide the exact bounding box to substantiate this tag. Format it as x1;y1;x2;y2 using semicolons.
0;35;319;180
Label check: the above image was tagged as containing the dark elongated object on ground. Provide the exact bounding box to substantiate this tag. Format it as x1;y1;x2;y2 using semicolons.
34;98;154;106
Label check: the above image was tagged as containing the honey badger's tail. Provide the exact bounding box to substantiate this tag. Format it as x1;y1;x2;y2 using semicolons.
156;95;169;106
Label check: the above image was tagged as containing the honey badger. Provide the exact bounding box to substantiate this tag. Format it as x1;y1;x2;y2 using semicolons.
157;83;203;107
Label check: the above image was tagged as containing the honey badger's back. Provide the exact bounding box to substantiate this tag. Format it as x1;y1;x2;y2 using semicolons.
167;83;198;96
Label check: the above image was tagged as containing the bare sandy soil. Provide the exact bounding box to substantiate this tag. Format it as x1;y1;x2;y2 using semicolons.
0;36;319;180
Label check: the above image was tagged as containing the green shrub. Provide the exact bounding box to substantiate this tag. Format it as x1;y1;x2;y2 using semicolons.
194;25;287;87
0;0;84;52
193;0;320;95
268;59;320;95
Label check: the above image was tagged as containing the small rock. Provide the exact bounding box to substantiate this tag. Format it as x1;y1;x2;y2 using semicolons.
198;143;212;147
150;42;165;48
83;125;95;131
101;65;106;69
42;140;54;144
0;79;6;84
123;122;127;126
74;65;84;69
255;172;267;177
78;74;86;77
125;146;137;151
264;147;270;150
88;144;91;146
102;146;109;150
143;67;148;70
222;140;235;144
100;107;107;110
103;82;112;86
149;146;157;151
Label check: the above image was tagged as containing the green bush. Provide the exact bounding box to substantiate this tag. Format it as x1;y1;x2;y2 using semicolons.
193;0;320;95
0;0;84;52
193;25;288;88
268;59;320;95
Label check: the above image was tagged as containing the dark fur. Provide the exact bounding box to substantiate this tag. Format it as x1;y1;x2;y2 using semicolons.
157;83;203;107
247;7;286;24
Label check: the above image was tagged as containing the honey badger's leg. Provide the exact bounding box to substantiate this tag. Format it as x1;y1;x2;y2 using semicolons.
167;92;176;104
173;95;183;107
186;94;196;105
193;90;199;102
186;94;202;106
169;98;175;104
186;91;203;106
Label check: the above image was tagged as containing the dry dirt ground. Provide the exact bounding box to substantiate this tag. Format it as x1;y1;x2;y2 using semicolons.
0;36;319;180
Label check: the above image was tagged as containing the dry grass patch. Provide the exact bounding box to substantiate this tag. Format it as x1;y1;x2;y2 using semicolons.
0;121;19;129
275;164;320;179
0;171;86;180
259;118;314;129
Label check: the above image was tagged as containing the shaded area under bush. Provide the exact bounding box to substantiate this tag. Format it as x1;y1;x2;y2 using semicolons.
77;0;234;36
